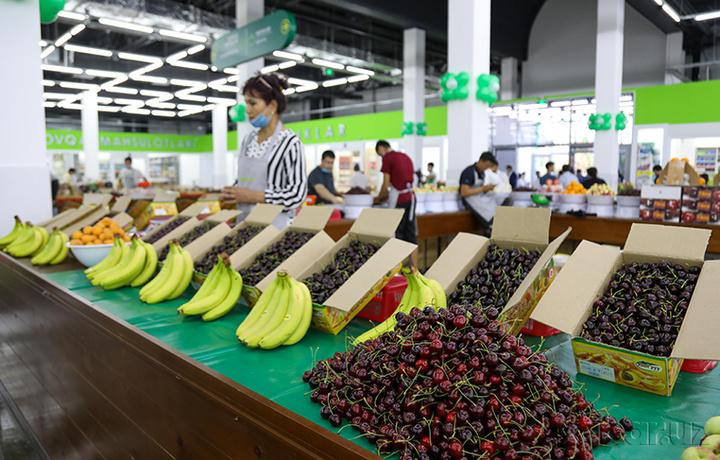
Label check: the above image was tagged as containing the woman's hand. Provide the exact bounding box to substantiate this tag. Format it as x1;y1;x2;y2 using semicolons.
221;186;265;205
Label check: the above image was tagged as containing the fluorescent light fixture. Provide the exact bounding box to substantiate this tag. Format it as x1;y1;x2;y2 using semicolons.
296;84;319;93
175;93;206;102
146;101;175;109
207;97;237;105
96;97;113;104
620;101;635;107
283;88;296;95
187;45;205;55
64;44;112;57
662;3;681;22
311;58;344;70
170;61;209;71
98;18;153;34
44;93;72;99
209;77;228;86
273;50;303;60
57;11;86;21
390;68;403;76
54;33;73;47
42;101;56;108
170;79;205;87
140;90;172;98
203;104;215;111
571;99;588;106
346;65;374;76
226;75;240;83
59;103;83;110
694;10;720;21
288;77;316;86
213;85;239;92
347;74;369;83
654;0;663;5
261;64;279;74
210;66;218;72
178;109;202;117
39;40;48;47
278;61;297;70
41;64;83;74
69;24;86;35
60;81;99;90
113;98;143;105
223;68;239;75
322;78;347;87
550;100;571;107
102;86;138;95
177;104;204;110
167;51;188;62
42;80;55;86
152;110;176;117
158;29;207;43
123;108;151;115
131;75;168;84
118;52;161;63
40;46;56;59
97;106;121;113
86;69;126;79
619;95;633;102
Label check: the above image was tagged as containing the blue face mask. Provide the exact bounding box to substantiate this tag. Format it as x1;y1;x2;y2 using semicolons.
321;168;331;173
250;107;272;128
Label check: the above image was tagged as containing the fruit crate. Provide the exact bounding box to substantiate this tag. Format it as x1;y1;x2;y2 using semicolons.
355;276;408;322
681;359;718;374
520;318;562;337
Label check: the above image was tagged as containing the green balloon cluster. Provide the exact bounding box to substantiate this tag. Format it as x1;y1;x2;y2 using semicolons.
228;104;246;123
439;72;470;102
615;113;628;131
400;122;414;136
40;0;66;24
476;74;500;105
589;113;612;131
416;122;428;136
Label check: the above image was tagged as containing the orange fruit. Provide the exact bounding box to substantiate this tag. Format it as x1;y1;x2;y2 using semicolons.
70;239;84;246
83;226;93;235
101;229;113;240
92;240;103;245
102;217;112;225
72;231;83;240
81;235;94;243
102;239;113;244
122;234;131;242
109;222;120;232
92;226;103;236
118;229;125;236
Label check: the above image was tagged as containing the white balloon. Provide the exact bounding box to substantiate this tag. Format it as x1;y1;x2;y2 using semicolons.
446;78;458;90
490;82;500;92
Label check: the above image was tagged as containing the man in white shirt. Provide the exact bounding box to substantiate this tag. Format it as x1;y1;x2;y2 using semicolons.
348;164;370;191
118;157;147;190
558;164;580;189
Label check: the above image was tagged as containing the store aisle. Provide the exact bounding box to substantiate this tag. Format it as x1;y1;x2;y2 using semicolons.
0;380;48;460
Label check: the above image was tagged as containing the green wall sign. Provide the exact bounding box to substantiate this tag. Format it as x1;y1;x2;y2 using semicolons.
211;10;297;69
633;80;720;125
46;130;211;152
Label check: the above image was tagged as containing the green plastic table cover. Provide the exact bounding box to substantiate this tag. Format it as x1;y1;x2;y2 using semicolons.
44;270;719;460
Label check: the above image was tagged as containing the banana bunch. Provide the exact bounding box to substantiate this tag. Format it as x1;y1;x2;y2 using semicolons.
178;254;243;321
3;221;49;258
139;240;193;304
236;272;313;350
352;266;446;346
86;235;158;290
0;216;25;249
32;228;69;265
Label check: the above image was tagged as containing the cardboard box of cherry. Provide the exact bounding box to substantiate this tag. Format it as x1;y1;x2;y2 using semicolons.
681;186;720;225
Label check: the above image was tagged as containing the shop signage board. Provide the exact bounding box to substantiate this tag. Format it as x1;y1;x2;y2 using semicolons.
211;10;296;69
46;130;211;152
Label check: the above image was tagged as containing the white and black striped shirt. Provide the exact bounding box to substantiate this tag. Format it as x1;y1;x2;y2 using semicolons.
239;129;308;211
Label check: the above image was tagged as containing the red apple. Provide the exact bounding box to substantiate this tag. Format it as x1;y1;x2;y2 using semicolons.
640;209;652;220
702;434;720;454
683;212;696;223
710;212;718;223
682;446;718;460
668;200;680;211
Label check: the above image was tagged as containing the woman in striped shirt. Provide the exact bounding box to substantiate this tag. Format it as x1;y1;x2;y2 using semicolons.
221;73;307;228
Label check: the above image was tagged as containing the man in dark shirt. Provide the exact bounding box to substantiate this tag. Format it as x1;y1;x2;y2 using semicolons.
307;150;343;205
539;162;557;186
460;152;497;235
506;165;518;189
581;167;606;189
375;140;418;267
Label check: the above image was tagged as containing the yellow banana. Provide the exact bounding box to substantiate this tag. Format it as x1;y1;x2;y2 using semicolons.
0;216;24;248
259;275;309;349
189;256;224;300
9;226;44;258
92;240;132;286
201;270;244;321
282;279;313;346
179;260;232;316
243;275;291;348
166;247;194;300
49;232;70;265
236;273;283;337
32;229;63;265
31;227;49;256
85;236;121;275
140;243;178;299
101;237;147;290
4;223;36;255
143;242;183;303
130;242;157;287
416;269;447;311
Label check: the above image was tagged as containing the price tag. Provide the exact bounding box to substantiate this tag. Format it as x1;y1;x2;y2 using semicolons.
578;359;616;382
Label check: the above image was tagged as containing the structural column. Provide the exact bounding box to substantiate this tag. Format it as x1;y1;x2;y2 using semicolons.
212;105;228;188
446;0;491;186
665;32;684;85
234;0;265;154
81;90;100;181
0;0;52;234
593;0;624;190
402;28;425;175
500;57;519;101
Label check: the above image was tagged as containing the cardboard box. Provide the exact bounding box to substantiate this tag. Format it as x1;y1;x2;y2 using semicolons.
134;193;180;231
238;206;335;304
425;207;571;336
141;202;209;243
639;185;681;222
658;160;700;186
82;193;113;207
294;208;416;335
111;195;132;213
112;212;134;231
155;210;242;260
195;193;223;214
39;208;79;229
681;186;720;224
531;223;720;396
61;206;112;236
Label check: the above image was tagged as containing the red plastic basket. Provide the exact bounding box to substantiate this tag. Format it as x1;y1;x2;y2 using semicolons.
681;359;718;374
520;319;562;337
356;276;408;322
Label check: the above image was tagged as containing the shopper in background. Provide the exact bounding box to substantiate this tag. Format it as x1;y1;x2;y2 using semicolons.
426;162;437;185
531;171;542;190
516;172;528;189
506;165;517;189
558;164;579;189
221;73;307;229
460;152;497;235
576;168;588;183
490;161;512;193
308;150;343;205
582;167;606;189
539;161;556;185
118;157;147;190
700;173;710;185
62;168;78;186
653;164;663;184
374;140;418;267
348;164;370;191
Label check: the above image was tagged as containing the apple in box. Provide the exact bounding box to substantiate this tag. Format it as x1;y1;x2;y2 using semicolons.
643;198;654;207
668;200;680;211
682;446;718;460
713;203;720;214
684;186;699;198
714;190;720;202
682;212;696;223
686;200;698;210
712;212;719;223
640;209;652;220
701;434;720;455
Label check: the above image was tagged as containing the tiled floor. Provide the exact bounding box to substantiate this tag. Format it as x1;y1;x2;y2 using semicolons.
0;381;48;460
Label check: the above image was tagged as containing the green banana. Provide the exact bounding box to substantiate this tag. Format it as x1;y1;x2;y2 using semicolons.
166;247;194;300
130;242;157;287
283;279;313;346
89;238;129;281
32;228;63;265
92;240;133;286
31;227;49;256
85;236;121;275
243;275;291;347
9;226;44;258
49;232;70;265
139;243;176;299
0;216;24;248
259;275;310;349
101;237;147;290
236;273;282;337
179;260;232;315
190;256;224;299
201;270;244;321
